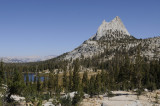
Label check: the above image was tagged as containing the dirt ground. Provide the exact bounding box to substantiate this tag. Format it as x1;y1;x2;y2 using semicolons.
80;90;160;106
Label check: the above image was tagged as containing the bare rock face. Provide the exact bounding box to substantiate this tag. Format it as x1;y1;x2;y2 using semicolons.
63;16;160;60
91;16;130;40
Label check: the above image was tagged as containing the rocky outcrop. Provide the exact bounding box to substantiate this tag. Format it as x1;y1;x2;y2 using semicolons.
91;16;130;40
63;16;160;60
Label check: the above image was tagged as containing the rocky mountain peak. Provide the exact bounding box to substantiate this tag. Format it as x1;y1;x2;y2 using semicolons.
92;16;130;40
112;16;121;22
63;17;159;61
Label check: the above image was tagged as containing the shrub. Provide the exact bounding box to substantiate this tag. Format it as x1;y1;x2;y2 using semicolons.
60;95;72;106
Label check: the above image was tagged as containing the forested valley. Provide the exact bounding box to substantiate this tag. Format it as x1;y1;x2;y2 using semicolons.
0;45;160;105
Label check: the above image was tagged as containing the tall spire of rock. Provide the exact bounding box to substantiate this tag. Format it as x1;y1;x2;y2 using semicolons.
92;16;130;40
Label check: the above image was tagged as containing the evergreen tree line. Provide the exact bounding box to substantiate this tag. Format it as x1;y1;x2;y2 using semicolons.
22;55;160;103
0;48;160;105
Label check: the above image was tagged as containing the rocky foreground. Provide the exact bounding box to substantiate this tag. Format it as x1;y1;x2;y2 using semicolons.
9;90;160;106
80;90;160;106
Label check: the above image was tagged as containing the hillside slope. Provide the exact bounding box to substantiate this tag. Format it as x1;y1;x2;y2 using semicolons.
63;16;160;60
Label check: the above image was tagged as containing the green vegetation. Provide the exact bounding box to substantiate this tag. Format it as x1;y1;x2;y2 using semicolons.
0;45;160;105
0;61;5;85
60;95;72;106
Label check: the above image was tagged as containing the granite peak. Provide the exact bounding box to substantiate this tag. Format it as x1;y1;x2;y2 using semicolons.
92;16;130;40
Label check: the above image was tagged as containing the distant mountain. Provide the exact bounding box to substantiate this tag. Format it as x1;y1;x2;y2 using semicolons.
0;55;56;63
3;16;159;63
62;16;160;60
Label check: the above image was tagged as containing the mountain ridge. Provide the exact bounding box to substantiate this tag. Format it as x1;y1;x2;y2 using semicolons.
0;55;57;63
62;16;160;60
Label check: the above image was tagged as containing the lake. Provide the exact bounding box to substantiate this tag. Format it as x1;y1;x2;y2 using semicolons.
24;73;45;82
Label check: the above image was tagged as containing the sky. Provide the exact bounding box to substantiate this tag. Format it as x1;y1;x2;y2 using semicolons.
0;0;160;57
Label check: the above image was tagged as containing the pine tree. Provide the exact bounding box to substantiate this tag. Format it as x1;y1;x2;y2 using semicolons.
129;63;134;89
37;73;41;93
48;73;54;97
30;74;33;85
0;60;7;105
72;59;80;91
63;69;68;93
143;62;150;89
104;71;110;92
43;76;48;90
108;62;115;90
0;61;5;85
55;72;61;95
133;45;144;95
0;97;2;106
122;53;130;90
68;70;73;92
7;70;25;101
88;75;96;97
26;72;29;86
100;70;107;93
34;76;37;84
135;45;143;90
55;72;58;89
82;71;88;93
95;73;101;95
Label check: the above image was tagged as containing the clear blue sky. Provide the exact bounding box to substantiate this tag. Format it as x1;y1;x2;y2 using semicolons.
0;0;160;57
